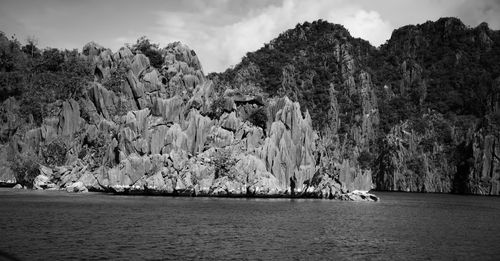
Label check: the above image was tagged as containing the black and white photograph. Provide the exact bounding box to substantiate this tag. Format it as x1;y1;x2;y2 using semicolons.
1;0;499;260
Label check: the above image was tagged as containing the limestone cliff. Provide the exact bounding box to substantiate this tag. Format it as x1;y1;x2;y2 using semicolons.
0;38;375;200
217;18;500;195
5;17;497;197
372;18;500;195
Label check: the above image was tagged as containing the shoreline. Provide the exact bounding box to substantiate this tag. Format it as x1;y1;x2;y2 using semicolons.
0;185;380;201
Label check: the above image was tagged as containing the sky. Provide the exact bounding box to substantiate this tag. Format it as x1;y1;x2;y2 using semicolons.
1;0;500;73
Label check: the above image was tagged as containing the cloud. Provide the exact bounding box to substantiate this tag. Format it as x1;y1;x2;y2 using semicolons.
343;10;393;45
6;0;494;74
454;0;500;28
150;0;393;73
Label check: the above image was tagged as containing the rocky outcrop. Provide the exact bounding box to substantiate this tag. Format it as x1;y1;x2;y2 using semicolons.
0;39;376;201
376;118;455;193
0;144;16;184
217;18;500;196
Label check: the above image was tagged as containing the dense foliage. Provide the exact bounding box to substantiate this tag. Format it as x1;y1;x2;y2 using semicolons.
0;32;92;124
371;18;500;131
215;18;500;192
216;20;375;132
218;18;500;135
212;148;237;180
10;150;41;188
42;138;67;166
247;107;268;130
131;36;163;69
208;97;227;119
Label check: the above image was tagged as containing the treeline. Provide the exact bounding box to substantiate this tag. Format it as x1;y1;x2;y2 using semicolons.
0;32;93;124
0;33;164;125
216;18;500;134
370;18;500;132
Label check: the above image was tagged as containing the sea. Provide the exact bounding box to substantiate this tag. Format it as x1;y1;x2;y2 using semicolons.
0;188;499;260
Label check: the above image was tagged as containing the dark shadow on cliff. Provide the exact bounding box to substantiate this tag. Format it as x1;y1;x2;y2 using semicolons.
453;141;474;194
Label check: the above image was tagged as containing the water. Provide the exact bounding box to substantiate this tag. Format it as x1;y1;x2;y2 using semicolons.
0;189;499;260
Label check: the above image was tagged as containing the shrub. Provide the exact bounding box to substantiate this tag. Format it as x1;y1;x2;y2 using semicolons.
208;97;226;119
247;107;268;130
132;36;163;69
10;150;41;188
103;65;128;93
20;71;89;124
42;138;67;166
212;149;237;180
80;132;110;168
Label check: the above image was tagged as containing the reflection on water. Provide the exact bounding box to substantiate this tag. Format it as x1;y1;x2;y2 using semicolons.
0;189;499;260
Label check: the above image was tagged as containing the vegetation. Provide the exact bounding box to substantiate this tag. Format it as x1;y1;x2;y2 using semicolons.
79;132;110;168
208;97;227;119
212;148;237;180
10;150;41;188
247;107;268;130
103;62;128;93
131;36;163;69
215;18;500;192
1;18;499;193
42;138;67;166
216;20;375;132
0;32;92;124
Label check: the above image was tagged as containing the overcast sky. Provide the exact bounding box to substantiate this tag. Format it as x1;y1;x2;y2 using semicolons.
1;0;499;72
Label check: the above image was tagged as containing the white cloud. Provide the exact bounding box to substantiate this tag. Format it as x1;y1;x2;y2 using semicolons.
150;0;394;72
343;10;393;45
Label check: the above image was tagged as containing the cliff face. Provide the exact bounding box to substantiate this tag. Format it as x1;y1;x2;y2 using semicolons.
2;17;498;197
218;18;500;195
216;21;378;194
372;18;500;195
0;38;373;200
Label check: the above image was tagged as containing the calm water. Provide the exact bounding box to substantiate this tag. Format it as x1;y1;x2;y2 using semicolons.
1;189;499;260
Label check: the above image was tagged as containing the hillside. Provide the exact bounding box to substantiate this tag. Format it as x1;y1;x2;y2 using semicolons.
1;17;499;196
0;32;374;200
215;18;500;195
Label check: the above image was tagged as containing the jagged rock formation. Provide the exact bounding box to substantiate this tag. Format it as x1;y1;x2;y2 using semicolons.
216;20;380;194
0;36;376;201
217;18;500;195
5;17;497;197
372;18;500;195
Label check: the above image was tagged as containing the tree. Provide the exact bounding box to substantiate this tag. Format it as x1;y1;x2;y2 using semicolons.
10;150;41;188
0;32;27;72
132;36;163;68
22;35;40;58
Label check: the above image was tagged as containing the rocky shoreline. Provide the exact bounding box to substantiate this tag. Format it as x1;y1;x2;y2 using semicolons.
6;181;379;201
0;41;378;202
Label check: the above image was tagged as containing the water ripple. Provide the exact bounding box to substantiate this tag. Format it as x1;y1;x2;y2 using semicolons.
0;189;499;260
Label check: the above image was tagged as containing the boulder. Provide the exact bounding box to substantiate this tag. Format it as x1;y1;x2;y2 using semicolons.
66;181;88;193
78;171;101;191
114;46;134;61
143;172;168;192
221;112;241;132
33;174;51;190
342;190;379;202
143;69;165;93
131;53;150;77
39;165;53;177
